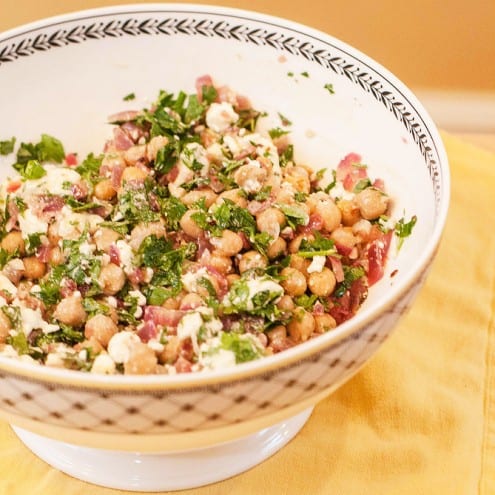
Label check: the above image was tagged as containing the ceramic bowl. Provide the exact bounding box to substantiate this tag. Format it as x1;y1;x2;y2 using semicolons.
0;3;449;491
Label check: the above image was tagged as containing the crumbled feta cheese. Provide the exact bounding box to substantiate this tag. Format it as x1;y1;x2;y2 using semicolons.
19;164;80;198
91;353;116;374
181;267;209;294
79;241;96;256
116;240;134;274
177;311;203;353
45;352;66;368
128;290;146;307
57;206;103;240
205;102;239;133
147;338;164;353
107;331;140;363
168;162;194;198
200;346;236;370
243;278;284;311
328;181;355;201
13;303;59;335
307;255;326;274
18;209;48;237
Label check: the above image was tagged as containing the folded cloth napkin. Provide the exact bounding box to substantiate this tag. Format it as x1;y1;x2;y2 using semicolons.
0;132;493;495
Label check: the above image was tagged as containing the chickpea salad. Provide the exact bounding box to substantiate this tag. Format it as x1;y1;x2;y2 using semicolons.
0;76;416;375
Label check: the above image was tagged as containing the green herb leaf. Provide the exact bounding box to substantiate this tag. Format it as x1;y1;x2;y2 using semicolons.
324;83;335;94
395;215;417;250
0;137;15;155
268;127;290;139
219;332;264;363
76;153;102;182
14;159;46;180
334;265;366;298
276;203;309;230
123;92;136;101
298;233;337;258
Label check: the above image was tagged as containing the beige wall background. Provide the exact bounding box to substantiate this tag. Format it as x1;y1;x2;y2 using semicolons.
1;0;494;92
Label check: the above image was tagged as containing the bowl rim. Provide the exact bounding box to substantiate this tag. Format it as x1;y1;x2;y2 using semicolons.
0;3;450;390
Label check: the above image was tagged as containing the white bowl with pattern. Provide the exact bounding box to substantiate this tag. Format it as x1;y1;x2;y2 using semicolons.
0;3;449;491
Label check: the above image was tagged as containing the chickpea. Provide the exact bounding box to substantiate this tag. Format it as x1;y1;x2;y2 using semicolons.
179;210;204;238
287;307;315;343
238;250;267;273
101;153;126;172
284;166;311;193
0;311;12;343
47;223;61;246
280;267;307;296
158;335;180;364
307;267;336;297
123;145;147;167
314;313;337;333
75;336;103;355
94;179;117;201
84;314;118;347
330;227;358;250
217;189;248;208
210;230;243;257
1;232;25;255
94;227;120;252
129;222;166;250
266;237;287;259
289;254;311;277
355;188;389;220
53;294;87;327
277;294;295;312
48;246;64;266
256;208;285;239
121;165;148;184
314;198;342;233
124;342;158;375
208;251;233;274
161;293;183;310
146;135;169;162
266;325;287;345
352;219;373;240
182;189;217;208
22;257;46;280
179;293;204;310
226;273;241;287
338;199;361;226
289;234;314;254
99;263;126;295
233;163;267;193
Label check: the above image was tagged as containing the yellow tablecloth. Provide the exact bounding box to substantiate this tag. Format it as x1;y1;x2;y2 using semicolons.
0;132;493;494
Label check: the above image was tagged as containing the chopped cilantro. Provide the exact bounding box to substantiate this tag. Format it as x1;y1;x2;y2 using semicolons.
15;134;65;169
0;248;18;269
279;144;294;167
324;83;335;94
253;186;272;201
276;203;309;230
76;153;102;182
201;84;218;105
294;293;318;310
395;215;417;250
139;235;172;268
0;137;15;155
160;196;187;231
268;127;290;139
236;108;261;132
14;159;46;180
154;141;181;175
334;265;366;298
301;71;309;78
353;178;372;193
123;92;136;101
298;233;337;258
219;332;264;363
278;112;292;126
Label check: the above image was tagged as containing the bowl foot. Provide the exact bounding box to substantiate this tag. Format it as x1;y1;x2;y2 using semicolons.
12;407;313;491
